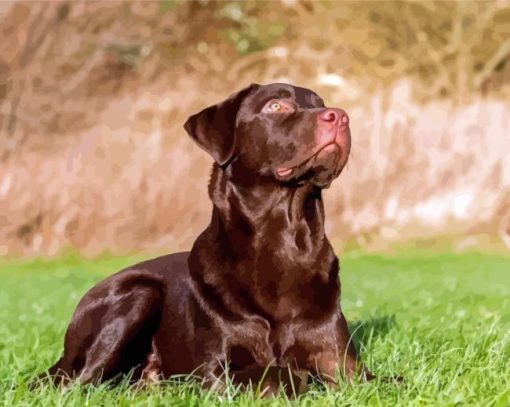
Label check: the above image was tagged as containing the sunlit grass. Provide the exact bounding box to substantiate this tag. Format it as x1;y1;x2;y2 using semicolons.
1;250;509;406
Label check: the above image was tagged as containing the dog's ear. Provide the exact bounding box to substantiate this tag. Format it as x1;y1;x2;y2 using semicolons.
184;83;260;166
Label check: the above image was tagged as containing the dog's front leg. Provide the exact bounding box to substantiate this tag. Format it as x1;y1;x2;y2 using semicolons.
291;311;373;386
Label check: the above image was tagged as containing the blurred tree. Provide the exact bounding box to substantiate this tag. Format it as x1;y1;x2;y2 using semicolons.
293;0;510;102
1;0;510;156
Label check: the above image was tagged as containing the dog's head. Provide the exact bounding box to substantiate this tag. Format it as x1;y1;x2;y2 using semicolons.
184;83;351;188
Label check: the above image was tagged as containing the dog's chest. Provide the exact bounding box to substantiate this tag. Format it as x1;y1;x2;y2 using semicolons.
225;317;303;368
268;323;301;362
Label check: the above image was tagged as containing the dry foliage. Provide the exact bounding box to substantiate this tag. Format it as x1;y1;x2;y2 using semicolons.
0;1;509;256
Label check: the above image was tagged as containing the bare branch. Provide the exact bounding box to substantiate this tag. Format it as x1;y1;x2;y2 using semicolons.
473;40;510;89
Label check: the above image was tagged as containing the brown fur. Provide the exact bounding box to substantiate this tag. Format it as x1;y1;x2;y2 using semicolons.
36;83;372;394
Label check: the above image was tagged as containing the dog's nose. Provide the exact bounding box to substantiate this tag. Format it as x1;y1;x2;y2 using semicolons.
319;109;348;125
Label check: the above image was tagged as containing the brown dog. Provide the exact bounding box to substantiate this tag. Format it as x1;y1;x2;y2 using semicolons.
37;83;371;393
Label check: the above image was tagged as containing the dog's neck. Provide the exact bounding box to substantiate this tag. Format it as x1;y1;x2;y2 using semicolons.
207;164;330;263
189;164;339;322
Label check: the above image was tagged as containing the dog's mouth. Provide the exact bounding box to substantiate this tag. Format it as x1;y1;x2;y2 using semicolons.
275;116;351;187
275;137;349;189
276;141;342;179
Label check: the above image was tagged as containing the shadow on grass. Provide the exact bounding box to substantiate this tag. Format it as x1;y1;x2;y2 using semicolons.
349;314;397;350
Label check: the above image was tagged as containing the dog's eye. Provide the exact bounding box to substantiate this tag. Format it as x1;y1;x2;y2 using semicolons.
269;102;282;112
263;100;292;114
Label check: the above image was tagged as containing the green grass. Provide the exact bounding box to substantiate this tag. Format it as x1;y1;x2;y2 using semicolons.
1;250;509;406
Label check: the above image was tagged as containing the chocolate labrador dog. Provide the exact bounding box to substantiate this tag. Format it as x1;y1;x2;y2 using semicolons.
37;83;371;393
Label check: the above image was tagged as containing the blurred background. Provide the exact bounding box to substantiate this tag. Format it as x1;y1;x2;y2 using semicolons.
0;0;509;257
